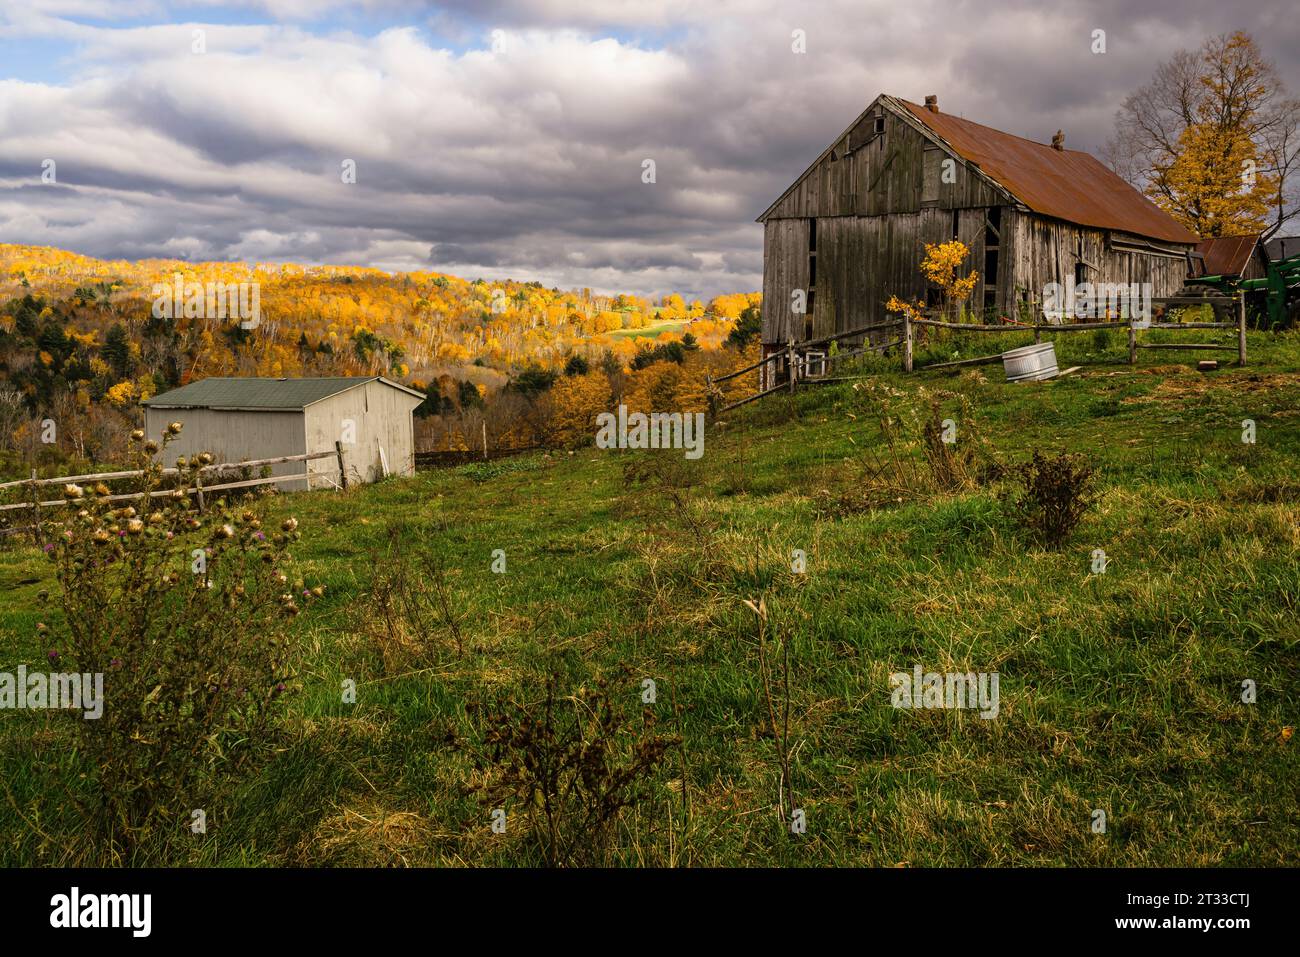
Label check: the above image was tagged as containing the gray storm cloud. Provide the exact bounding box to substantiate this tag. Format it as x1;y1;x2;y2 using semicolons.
0;0;1295;299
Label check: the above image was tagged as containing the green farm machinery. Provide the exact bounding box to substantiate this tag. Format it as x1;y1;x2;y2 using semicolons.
1180;251;1300;330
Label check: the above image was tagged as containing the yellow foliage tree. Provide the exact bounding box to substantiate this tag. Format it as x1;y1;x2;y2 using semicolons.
887;241;979;325
1123;32;1287;238
547;372;611;448
623;361;686;415
105;380;136;406
1159;111;1276;236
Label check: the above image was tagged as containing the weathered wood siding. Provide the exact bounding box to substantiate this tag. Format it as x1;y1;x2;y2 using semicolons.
1242;249;1268;281
814;209;991;337
762;98;1013;343
760;96;1195;346
761;218;809;344
764;206;1001;344
762;101;1005;220
1003;208;1190;313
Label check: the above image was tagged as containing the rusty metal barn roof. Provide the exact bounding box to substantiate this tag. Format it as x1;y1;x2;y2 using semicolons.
900;99;1199;245
1194;234;1262;277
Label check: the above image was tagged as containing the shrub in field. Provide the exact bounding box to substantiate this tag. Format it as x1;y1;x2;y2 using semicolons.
918;395;987;492
1002;449;1096;549
39;424;311;860
365;524;466;670
456;668;678;867
823;386;999;515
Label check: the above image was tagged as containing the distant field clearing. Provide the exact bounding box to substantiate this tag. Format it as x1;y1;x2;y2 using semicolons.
604;318;693;339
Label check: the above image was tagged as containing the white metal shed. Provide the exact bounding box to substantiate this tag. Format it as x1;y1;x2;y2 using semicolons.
142;376;426;491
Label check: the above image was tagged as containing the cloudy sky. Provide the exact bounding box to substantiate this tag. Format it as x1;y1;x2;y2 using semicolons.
0;0;1295;300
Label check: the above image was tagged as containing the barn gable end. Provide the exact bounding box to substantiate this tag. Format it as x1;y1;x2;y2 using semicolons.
758;93;1200;355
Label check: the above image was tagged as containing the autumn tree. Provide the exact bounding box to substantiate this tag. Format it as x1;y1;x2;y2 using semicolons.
887;241;978;325
547;371;611;448
1103;31;1298;239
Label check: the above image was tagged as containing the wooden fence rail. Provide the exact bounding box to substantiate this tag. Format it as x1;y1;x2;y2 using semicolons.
0;448;348;538
715;294;1246;412
711;352;774;385
0;449;341;493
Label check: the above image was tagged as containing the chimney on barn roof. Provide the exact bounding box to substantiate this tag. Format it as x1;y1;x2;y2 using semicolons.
1051;130;1064;151
924;94;939;113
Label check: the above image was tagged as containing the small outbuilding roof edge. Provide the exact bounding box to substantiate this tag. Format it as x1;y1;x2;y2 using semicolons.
143;376;426;410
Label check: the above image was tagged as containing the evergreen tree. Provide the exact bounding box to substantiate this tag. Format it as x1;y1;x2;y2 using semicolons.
102;323;131;378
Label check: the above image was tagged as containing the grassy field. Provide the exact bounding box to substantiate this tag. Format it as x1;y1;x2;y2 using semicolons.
604;317;693;340
1;328;1297;867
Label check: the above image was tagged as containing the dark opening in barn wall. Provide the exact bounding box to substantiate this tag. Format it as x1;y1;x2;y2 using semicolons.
984;206;1002;312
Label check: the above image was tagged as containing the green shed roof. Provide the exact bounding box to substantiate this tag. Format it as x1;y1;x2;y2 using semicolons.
143;376;424;410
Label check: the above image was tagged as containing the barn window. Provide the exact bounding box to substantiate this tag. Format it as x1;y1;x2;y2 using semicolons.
874;115;886;135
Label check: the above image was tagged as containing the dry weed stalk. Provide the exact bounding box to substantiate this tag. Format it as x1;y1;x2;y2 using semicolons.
743;597;796;827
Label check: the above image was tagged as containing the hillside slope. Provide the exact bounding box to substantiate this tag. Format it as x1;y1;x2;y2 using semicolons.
1;347;1297;866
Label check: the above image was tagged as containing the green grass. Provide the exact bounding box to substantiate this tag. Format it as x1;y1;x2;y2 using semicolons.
604;317;692;340
1;330;1298;866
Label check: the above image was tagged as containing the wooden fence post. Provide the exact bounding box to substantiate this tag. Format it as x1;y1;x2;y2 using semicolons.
195;469;205;514
787;343;797;394
30;470;43;548
335;441;348;491
1237;293;1247;367
1127;314;1137;365
903;315;913;373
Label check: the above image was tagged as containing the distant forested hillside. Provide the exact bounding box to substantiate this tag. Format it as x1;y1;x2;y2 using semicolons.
0;244;760;470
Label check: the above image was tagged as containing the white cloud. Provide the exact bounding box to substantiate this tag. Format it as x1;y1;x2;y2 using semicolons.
0;0;1296;299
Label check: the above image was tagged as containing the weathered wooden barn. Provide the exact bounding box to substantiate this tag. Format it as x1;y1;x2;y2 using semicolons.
757;94;1200;377
142;376;425;491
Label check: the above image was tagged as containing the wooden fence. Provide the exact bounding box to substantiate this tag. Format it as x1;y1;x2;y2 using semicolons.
711;295;1245;413
710;318;905;413
0;443;349;540
414;446;541;469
